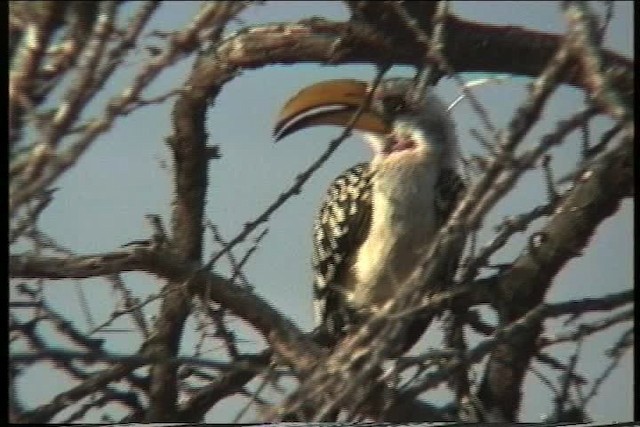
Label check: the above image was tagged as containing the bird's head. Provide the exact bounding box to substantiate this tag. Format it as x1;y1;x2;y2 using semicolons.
274;78;458;164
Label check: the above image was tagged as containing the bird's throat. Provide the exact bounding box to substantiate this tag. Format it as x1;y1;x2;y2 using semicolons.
382;134;416;154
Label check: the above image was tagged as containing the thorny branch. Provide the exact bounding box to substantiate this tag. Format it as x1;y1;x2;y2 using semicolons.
10;1;633;423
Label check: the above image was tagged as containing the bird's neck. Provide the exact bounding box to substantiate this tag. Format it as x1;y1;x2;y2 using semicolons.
371;151;439;224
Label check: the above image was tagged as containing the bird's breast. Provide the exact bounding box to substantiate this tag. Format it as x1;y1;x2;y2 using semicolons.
346;160;440;312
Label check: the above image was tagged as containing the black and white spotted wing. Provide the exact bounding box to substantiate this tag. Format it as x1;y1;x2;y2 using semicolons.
311;162;373;338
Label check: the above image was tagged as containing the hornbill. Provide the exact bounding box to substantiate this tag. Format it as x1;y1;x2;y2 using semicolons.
274;78;465;354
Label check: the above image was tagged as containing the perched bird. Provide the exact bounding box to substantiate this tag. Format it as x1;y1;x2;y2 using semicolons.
274;78;465;354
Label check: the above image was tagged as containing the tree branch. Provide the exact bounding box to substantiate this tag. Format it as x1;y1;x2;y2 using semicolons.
478;127;633;421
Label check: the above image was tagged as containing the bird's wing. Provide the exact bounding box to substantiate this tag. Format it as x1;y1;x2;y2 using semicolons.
435;168;466;228
311;162;373;337
433;167;467;288
435;169;472;401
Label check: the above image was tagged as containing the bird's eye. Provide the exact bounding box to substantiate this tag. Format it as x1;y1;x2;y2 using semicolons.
383;96;406;114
